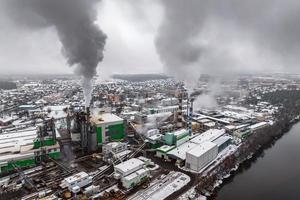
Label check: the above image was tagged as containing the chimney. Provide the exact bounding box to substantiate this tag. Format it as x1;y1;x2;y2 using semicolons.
188;97;193;136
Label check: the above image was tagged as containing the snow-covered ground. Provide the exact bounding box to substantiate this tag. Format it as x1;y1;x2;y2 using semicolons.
128;171;190;200
177;186;207;200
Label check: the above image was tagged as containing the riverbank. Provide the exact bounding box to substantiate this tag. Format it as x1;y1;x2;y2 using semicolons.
205;117;300;200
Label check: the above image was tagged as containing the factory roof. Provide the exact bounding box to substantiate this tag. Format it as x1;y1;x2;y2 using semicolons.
167;142;197;160
43;105;70;119
213;135;232;147
91;113;123;125
248;122;268;130
187;141;217;157
103;142;125;149
194;114;231;125
64;171;89;185
114;158;144;175
0;129;37;154
190;129;225;145
156;145;175;153
0;129;36;141
147;134;163;141
0;116;13;123
0;152;34;163
173;129;188;137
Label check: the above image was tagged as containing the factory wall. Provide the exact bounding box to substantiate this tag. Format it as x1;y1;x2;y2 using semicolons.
96;127;102;144
186;145;218;172
0;148;61;174
108;123;125;140
33;138;56;149
0;157;36;173
96;123;125;145
121;169;149;189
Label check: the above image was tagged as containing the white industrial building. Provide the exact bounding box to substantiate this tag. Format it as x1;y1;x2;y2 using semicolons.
63;171;92;193
114;157;151;189
121;168;150;189
185;141;218;172
114;158;145;177
0;129;37;154
102;142;127;155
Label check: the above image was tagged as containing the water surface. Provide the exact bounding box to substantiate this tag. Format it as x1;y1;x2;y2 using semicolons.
214;122;300;200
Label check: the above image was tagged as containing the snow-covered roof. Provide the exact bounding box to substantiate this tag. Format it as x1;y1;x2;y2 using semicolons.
248;122;268;130
0;129;37;153
114;158;144;175
0;152;34;163
64;171;89;185
213;135;232;147
167;142;197;160
91;113;123;125
156;145;175;153
190;129;225;145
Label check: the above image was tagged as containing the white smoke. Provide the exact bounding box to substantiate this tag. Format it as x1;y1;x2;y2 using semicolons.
82;77;93;107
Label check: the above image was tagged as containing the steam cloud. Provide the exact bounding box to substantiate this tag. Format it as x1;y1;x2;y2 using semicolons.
156;0;300;93
4;0;107;107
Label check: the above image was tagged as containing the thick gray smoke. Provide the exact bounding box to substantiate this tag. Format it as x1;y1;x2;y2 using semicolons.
156;0;300;91
3;0;107;107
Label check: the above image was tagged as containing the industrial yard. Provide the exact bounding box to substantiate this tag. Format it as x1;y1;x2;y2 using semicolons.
0;73;298;200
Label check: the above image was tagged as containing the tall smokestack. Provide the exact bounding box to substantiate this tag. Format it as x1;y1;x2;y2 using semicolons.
188;97;193;136
4;0;107;106
177;90;183;128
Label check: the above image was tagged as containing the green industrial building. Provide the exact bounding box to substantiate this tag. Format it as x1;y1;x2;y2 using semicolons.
0;130;61;174
91;113;125;145
164;129;189;146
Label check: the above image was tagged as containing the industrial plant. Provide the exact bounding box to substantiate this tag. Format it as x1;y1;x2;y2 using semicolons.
0;73;296;200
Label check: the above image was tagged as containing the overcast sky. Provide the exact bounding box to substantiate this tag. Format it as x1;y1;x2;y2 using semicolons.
1;0;300;79
0;0;163;77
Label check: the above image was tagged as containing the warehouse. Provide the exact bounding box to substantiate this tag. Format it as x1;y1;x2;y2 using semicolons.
91;113;125;145
185;141;218;172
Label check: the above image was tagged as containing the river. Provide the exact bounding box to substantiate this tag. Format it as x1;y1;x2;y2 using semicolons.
213;122;300;200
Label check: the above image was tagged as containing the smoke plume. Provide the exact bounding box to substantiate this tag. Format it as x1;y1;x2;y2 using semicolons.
3;0;107;106
156;0;300;92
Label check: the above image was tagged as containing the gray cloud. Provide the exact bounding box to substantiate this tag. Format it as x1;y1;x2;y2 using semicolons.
155;0;300;87
2;0;107;105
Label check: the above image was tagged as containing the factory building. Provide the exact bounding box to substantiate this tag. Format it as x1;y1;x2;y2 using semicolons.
63;171;92;193
121;168;149;189
156;145;175;160
91;113;125;145
213;135;232;152
114;157;151;189
102;142;127;155
185;141;218;172
0;128;60;174
164;129;189;146
161;98;179;106
102;142;130;161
